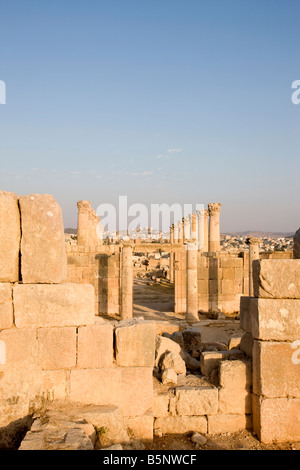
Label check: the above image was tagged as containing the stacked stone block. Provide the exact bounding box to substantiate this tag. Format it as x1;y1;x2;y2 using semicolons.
153;356;252;436
66;244;121;316
197;253;244;314
240;259;300;443
0;192;153;442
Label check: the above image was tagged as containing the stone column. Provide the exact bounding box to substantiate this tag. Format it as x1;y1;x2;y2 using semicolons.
169;251;174;283
77;200;91;247
178;220;183;244
191;214;197;241
121;243;133;320
203;209;209;252
196;209;205;251
183;217;190;242
186;242;198;322
246;237;261;296
170;225;174;244
208;203;222;252
173;222;179;244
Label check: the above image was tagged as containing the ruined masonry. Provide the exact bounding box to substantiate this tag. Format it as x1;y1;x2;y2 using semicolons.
0;191;299;448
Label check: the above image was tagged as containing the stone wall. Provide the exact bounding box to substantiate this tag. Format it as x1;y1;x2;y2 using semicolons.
66;244;121;316
240;259;300;443
0;192;151;442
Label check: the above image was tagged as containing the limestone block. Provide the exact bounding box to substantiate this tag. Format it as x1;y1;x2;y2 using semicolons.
78;406;130;447
38;327;77;370
249;297;300;341
207;414;248;435
161;368;177;385
221;279;234;295
77;323;114;369
252;396;300;443
153;393;170;417
155;335;182;367
13;284;95;328
0;191;20;283
200;350;245;376
220;258;242;269
218;387;252;414
0;328;39;369
228;332;244;350
41;370;67;401
154;416;207;435
70;367;153;417
160;351;186;375
0;284;13;330
222;268;235;280
253;259;300;299
124;412;154;441
197;267;209;280
115;318;156;367
175;386;218;416
19;194;67;283
219;359;252;390
252;341;300;398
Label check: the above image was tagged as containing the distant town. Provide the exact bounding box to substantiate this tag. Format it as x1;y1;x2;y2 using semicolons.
65;227;294;253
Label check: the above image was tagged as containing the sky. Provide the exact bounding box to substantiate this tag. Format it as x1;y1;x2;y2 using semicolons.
0;0;299;232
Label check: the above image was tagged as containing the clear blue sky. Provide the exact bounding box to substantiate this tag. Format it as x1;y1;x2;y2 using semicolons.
0;0;299;232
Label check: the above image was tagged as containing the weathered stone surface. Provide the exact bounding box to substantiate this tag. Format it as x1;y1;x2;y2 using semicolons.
153;393;170;417
154;416;207;435
18;408;96;450
252;396;300;443
176;386;218;416
200;350;245;376
115;318;156;367
78;406;130;447
218;387;252;414
160;351;186;375
13;283;95;328
38;327;77;370
77;323;114;369
252;341;300;398
161;368;178;385
124;412;153;441
0;191;20;283
70;367;153;417
155;335;182;367
253;259;300;299
207;414;248;435
19;194;67;283
42;370;67;401
0;284;13;330
249;298;300;341
218;359;252;390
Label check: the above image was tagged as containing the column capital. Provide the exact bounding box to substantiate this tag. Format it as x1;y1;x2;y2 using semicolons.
77;200;91;214
208;202;222;216
246;236;262;246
